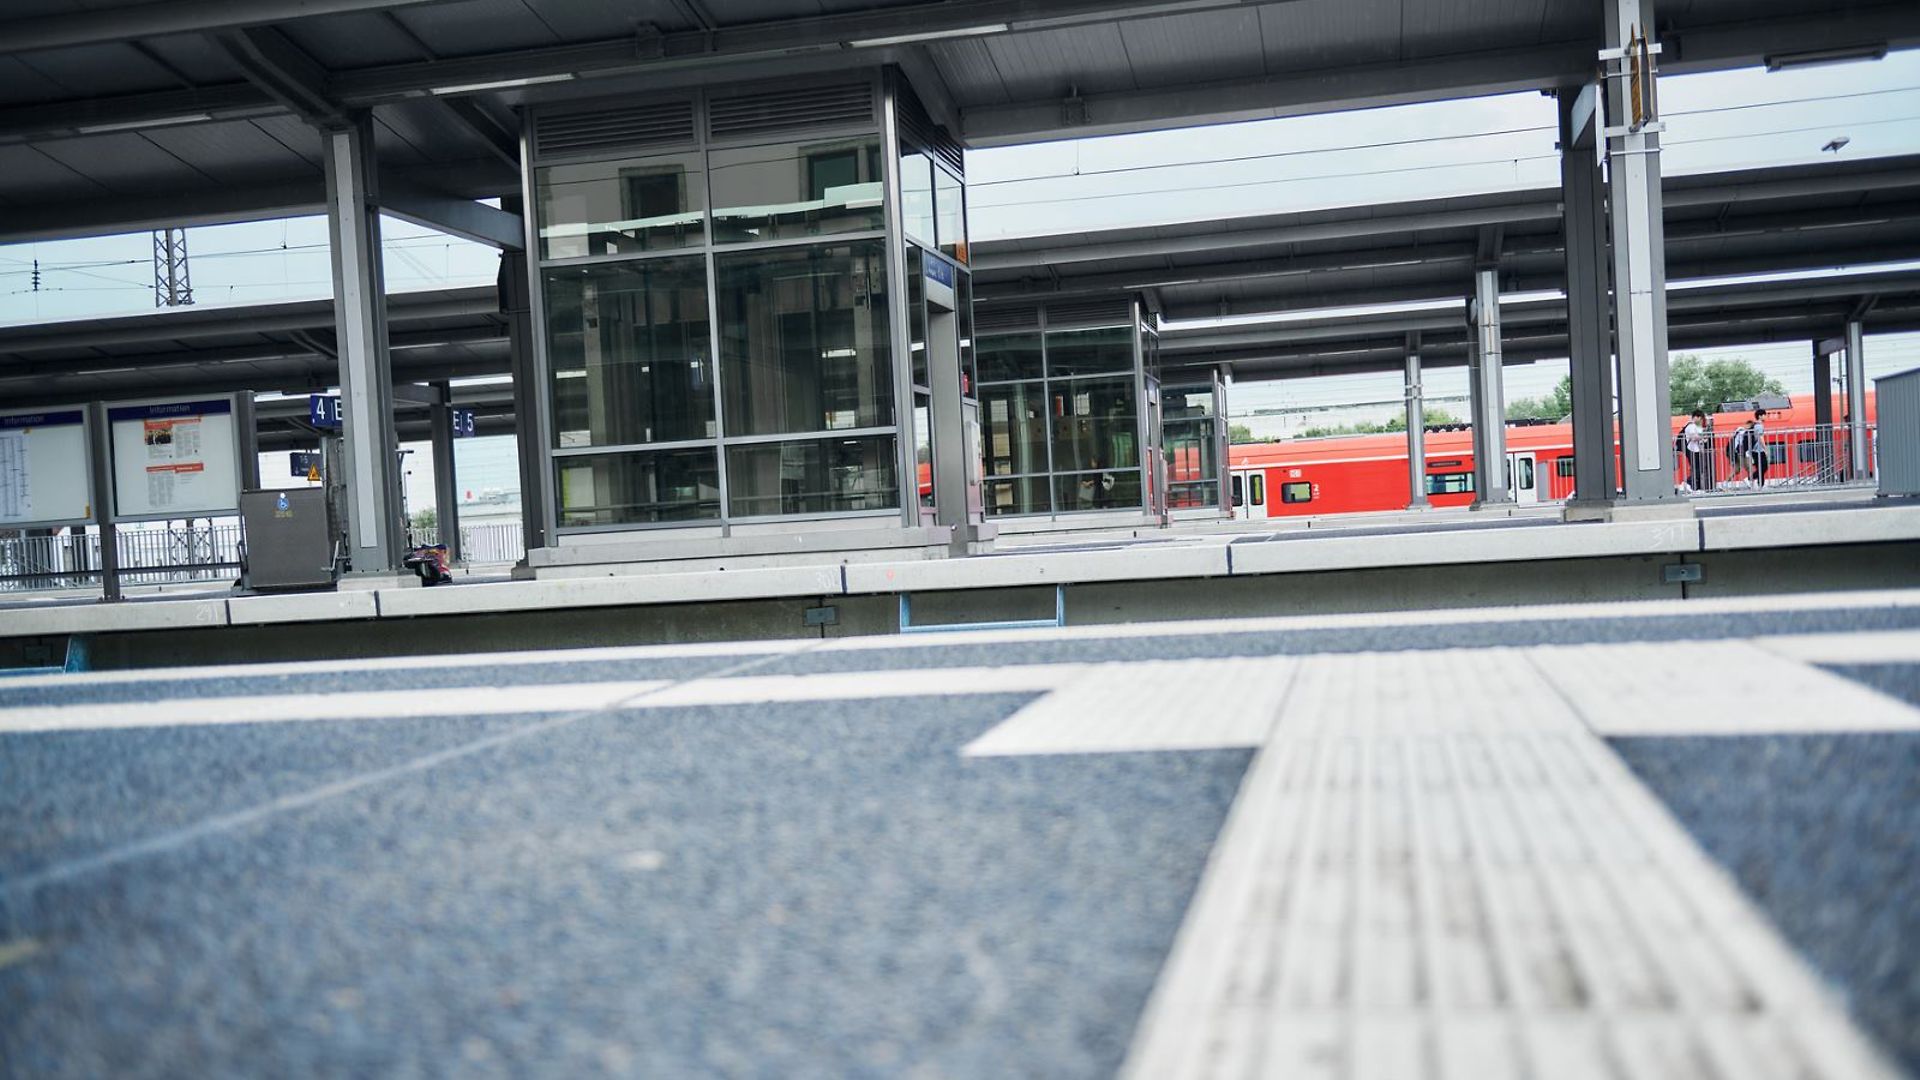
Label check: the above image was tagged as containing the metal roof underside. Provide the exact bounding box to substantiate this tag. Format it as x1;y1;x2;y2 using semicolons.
2;0;1918;243
5;155;1918;409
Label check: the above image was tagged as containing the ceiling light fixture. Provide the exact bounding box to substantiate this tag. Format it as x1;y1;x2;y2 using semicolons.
1763;44;1886;71
430;73;575;96
77;113;213;134
846;24;1008;48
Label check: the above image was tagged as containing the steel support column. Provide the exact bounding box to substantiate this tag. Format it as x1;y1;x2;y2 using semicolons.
323;114;405;575
430;380;461;562
1812;340;1835;480
1561;84;1618;506
1604;0;1679;502
1845;319;1870;478
1468;269;1510;506
85;401;120;602
499;205;548;562
1404;333;1428;509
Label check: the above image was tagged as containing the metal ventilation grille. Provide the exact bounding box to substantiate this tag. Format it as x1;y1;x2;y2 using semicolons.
973;303;1042;334
896;82;964;176
708;82;874;142
536;101;695;157
1045;299;1135;329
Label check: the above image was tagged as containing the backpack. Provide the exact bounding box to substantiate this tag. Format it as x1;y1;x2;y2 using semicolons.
1728;429;1750;460
1674;428;1686;454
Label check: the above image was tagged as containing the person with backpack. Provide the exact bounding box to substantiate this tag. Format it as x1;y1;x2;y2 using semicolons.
1750;409;1769;487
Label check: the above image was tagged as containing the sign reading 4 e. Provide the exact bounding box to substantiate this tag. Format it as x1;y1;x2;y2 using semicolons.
309;395;342;429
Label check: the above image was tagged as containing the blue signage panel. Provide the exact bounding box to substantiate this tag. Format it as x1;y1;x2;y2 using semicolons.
289;451;319;475
309;394;342;429
0;410;84;430
107;398;232;422
452;408;476;438
923;255;956;288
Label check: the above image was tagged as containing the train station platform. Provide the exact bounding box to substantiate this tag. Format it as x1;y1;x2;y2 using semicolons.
3;590;1918;1076
2;491;1917;670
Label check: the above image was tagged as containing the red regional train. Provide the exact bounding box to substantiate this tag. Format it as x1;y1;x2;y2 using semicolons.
1224;393;1875;519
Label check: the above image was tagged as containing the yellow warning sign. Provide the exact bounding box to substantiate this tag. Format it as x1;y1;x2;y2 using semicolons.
307;465;321;482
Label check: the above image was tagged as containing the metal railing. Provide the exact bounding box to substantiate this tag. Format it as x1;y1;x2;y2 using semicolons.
2;518;527;594
1675;423;1876;496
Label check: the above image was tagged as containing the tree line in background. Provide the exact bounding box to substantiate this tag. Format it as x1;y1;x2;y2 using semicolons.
1230;355;1784;443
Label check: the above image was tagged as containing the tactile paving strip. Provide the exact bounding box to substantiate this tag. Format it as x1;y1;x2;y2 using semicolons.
1123;649;1899;1080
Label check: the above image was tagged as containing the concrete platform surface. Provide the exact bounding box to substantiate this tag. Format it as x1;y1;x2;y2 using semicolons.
3;594;1919;1077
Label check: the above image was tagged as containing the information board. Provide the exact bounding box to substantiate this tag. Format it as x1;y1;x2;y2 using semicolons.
0;408;92;527
108;397;242;520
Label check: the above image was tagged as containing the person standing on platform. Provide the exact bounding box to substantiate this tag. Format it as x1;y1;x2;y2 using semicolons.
1751;409;1770;488
1681;410;1709;493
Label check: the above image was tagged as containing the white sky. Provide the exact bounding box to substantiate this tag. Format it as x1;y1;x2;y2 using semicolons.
3;49;1918;499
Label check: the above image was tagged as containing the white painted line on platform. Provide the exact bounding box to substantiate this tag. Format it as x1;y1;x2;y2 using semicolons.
1755;630;1920;666
638;665;1076;708
1533;641;1920;736
0;682;666;734
963;658;1295;756
1120;649;1901;1080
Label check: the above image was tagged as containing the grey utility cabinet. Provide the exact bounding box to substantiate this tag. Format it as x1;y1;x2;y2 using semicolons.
1877;367;1920;497
239;487;338;591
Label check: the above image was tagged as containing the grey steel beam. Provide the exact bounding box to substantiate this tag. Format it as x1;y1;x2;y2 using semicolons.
1603;0;1679;504
214;26;348;127
382;177;525;250
1845;319;1870;478
0;289;498;353
1466;268;1510;507
970;203;1557;270
429;381;461;560
439;97;521;168
0;0;458;55
1404;333;1428;509
325;113;406;576
1560;84;1617;510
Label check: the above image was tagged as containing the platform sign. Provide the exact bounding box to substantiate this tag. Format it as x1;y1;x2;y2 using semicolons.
0;408;92;527
108;396;243;521
309;394;342;429
288;450;323;481
453;408;476;438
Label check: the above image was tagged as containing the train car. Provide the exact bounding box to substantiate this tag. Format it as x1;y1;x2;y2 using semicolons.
1225;393;1871;519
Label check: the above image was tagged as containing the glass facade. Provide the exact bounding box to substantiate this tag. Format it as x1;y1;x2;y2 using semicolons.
1163;381;1223;510
536;152;705;259
716;241;893;437
532;76;972;535
709;138;885;243
975;318;1146;517
545;257;714;449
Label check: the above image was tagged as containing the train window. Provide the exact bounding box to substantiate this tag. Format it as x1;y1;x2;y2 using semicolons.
1515;458;1534;490
1231;474;1243;507
1425;472;1474;495
1556;457;1576;478
1280;481;1312;504
1248;474;1265;505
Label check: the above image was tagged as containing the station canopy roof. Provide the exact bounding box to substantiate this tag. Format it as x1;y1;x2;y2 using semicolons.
3;0;1918;245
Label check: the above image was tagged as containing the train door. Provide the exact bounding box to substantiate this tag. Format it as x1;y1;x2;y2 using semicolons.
1506;451;1539;505
1231;468;1268;519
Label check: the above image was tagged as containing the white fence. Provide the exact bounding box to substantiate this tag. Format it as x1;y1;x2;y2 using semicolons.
1675;423;1876;495
2;519;525;593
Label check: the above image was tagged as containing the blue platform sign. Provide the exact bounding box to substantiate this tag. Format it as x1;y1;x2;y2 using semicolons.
289;451;319;476
309;394;342;429
452;408;476;438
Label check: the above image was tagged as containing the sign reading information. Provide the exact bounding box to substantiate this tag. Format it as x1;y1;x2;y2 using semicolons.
108;397;242;520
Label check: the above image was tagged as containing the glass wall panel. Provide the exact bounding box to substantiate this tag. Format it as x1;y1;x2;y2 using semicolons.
726;434;899;517
986;477;1050;516
716;241;893;437
976;333;1042;383
537;153;704;259
545;257;715;448
934;167;966;263
556;448;721;526
900;150;935;244
913;395;934;511
1051;375;1138;473
710;138;885;243
906;245;927;388
980;381;1048;479
1054;470;1142;513
1047;325;1133;376
957;271;976;395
